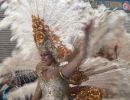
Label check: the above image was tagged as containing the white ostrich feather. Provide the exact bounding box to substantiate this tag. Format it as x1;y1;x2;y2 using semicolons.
8;81;37;100
74;2;129;58
65;1;129;59
82;8;128;57
80;57;130;99
0;0;85;75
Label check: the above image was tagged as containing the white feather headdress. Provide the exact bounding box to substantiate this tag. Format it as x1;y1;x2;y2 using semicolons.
0;0;86;74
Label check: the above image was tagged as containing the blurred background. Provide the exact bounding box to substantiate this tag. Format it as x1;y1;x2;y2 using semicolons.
0;0;130;63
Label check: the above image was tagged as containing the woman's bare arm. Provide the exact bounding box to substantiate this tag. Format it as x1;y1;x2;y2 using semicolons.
61;37;87;78
61;21;93;78
32;80;42;100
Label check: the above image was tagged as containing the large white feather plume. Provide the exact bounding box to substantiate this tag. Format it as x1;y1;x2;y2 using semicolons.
80;57;130;100
0;0;85;75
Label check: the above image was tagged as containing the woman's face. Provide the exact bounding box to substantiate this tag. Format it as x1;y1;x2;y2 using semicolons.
42;54;53;66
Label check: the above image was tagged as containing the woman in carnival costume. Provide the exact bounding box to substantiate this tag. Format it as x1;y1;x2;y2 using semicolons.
0;0;130;100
